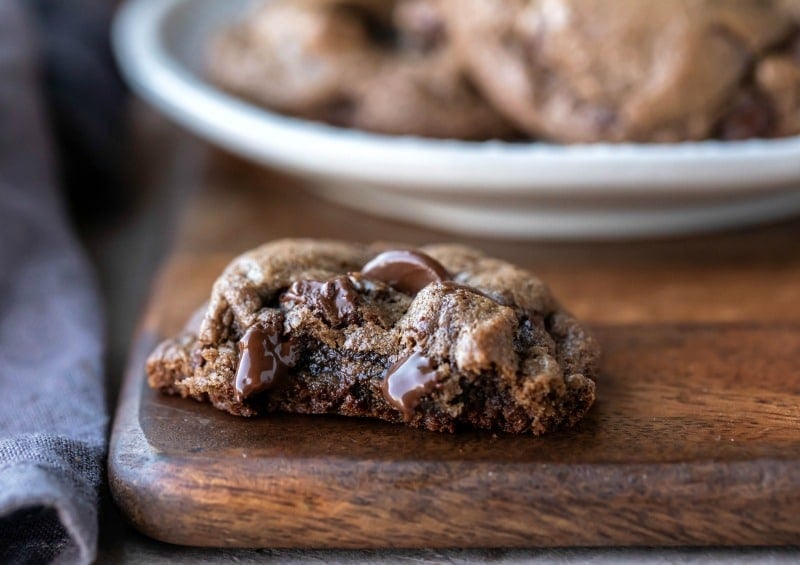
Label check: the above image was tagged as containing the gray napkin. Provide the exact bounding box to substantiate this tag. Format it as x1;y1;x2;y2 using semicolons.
0;0;109;562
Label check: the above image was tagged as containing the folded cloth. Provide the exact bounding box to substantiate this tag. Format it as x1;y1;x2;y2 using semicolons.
0;0;108;563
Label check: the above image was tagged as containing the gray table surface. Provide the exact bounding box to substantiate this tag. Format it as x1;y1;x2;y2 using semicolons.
89;106;800;564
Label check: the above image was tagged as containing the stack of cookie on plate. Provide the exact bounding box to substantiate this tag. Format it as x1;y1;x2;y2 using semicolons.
210;0;800;143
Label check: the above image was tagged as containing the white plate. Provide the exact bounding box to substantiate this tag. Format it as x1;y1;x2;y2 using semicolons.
112;0;800;238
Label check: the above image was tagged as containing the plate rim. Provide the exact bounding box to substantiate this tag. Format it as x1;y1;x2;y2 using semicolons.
314;183;800;239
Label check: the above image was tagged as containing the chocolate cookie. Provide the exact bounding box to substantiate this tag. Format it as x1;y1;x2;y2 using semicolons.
208;0;516;140
721;31;800;140
147;239;599;435
444;0;798;142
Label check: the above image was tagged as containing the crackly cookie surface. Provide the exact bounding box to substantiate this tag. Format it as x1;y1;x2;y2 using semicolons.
444;0;800;142
147;239;599;434
208;0;516;140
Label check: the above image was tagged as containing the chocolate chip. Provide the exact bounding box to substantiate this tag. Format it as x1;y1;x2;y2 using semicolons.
718;90;774;140
280;275;361;325
381;350;438;421
235;320;298;401
323;96;357;127
361;250;449;295
440;280;503;305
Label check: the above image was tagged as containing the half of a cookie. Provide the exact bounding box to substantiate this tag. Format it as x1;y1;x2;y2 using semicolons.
147;239;599;434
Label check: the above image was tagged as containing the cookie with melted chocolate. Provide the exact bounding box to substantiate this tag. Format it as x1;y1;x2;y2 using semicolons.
146;239;599;434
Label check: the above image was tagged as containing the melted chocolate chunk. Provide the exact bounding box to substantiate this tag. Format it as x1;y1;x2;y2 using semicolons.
361;250;449;295
336;4;396;48
718;90;774;140
281;275;360;325
323;96;358;127
235;322;298;401
381;350;438;421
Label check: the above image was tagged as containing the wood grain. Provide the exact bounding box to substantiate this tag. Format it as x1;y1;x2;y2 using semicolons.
109;153;800;547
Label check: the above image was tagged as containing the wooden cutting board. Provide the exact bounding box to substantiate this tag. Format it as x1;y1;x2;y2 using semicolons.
109;154;800;548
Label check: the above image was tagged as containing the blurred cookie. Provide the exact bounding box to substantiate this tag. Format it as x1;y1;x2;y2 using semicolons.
444;0;796;142
209;0;515;139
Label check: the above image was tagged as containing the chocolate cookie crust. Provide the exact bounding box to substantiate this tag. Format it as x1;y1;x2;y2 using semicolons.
147;239;599;434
